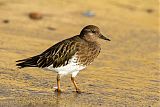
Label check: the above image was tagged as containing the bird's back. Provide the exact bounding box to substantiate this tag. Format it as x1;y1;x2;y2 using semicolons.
16;35;101;69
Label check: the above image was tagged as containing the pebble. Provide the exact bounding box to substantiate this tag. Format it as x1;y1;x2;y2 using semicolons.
146;9;154;13
47;27;56;31
29;12;43;20
83;10;95;17
3;19;9;23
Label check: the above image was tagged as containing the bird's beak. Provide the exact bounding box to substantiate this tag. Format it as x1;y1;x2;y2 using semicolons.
99;34;111;41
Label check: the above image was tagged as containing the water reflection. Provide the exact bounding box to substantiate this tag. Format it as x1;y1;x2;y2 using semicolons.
55;91;61;107
54;91;83;107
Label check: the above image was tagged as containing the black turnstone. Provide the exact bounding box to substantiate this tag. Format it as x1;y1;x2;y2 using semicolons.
16;25;111;93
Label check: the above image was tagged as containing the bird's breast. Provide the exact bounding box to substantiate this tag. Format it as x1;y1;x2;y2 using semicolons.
46;55;86;75
76;43;101;65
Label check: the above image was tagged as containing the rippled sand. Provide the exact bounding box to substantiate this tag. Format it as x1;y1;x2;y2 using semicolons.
0;0;159;107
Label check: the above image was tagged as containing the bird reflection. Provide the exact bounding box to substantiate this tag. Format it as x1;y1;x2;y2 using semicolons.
54;91;82;107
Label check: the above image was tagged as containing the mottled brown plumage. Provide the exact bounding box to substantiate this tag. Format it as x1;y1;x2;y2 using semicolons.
16;25;110;93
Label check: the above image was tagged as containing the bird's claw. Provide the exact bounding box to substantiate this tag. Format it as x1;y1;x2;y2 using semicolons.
76;89;81;94
55;89;61;93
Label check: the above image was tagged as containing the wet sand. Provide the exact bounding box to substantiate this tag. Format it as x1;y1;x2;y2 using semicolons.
0;0;159;107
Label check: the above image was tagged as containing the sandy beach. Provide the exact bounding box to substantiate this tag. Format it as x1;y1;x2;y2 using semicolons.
0;0;159;107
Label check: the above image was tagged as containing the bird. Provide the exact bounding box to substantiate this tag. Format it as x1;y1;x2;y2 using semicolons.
16;25;111;93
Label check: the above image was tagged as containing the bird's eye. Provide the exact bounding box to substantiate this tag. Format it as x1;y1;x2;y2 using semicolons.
92;31;96;33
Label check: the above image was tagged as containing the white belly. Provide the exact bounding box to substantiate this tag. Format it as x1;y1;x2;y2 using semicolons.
45;55;86;76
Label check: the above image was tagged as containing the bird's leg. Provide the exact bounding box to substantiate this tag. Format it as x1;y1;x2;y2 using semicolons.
71;76;81;93
55;74;61;92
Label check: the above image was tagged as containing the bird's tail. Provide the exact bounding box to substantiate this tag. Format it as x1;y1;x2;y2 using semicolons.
16;55;40;68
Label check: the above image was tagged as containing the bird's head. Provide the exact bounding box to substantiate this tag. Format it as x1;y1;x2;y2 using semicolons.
80;25;111;42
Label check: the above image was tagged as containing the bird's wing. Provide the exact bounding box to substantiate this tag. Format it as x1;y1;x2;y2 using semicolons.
37;39;78;68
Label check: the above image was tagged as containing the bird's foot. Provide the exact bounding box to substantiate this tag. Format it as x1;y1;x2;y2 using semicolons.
76;89;81;94
55;89;62;93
